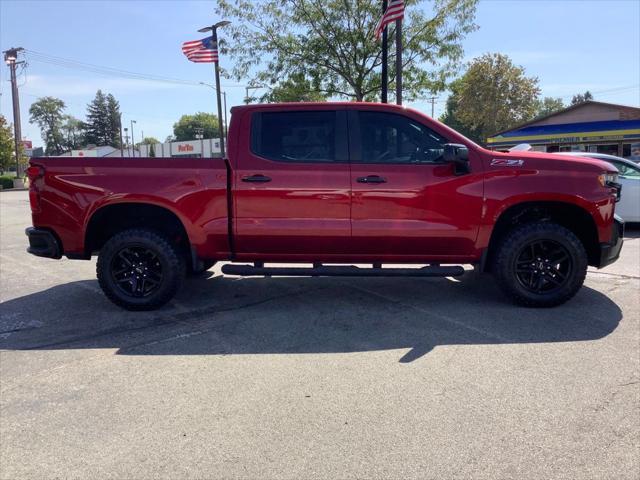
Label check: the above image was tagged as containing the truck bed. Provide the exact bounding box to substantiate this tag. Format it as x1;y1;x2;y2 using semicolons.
29;156;231;259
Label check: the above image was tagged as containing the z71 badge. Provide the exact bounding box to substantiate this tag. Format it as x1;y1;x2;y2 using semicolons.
491;158;525;167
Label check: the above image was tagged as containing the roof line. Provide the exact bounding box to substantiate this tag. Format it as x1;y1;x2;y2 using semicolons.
488;100;640;138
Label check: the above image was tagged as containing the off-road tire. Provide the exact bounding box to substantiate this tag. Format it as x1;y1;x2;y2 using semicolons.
97;229;185;310
493;222;588;307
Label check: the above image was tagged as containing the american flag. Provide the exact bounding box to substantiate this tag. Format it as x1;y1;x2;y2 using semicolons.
374;0;405;40
181;36;219;63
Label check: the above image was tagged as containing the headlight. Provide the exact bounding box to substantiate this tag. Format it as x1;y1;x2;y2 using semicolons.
598;172;618;187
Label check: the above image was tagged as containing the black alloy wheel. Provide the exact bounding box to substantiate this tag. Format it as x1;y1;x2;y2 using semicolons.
110;246;164;298
514;239;572;294
97;229;185;310
493;222;588;307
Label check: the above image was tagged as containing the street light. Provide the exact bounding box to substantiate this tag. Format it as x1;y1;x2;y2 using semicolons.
244;85;262;104
123;127;129;156
197;20;230;158
199;82;228;142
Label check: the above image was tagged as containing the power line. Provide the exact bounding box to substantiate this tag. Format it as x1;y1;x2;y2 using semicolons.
23;49;245;88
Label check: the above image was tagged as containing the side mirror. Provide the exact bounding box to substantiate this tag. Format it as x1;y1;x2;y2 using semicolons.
443;143;470;175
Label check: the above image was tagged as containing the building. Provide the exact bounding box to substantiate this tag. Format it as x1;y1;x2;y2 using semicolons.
58;146;129;157
486;101;640;161
138;138;221;158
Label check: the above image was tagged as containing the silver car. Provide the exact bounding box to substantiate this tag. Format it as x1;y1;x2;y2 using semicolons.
558;152;640;223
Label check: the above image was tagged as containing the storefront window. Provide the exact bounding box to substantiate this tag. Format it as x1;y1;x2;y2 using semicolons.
624;142;640;162
588;144;619;156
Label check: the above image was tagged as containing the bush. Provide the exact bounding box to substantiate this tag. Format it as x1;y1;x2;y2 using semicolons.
0;175;14;189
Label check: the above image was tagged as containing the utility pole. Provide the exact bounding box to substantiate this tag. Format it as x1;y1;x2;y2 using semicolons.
3;47;25;176
381;0;388;103
198;20;230;158
118;113;124;157
130;120;136;157
195;127;204;158
428;96;436;117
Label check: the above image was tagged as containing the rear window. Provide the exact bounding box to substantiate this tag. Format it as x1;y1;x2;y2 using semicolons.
251;111;337;163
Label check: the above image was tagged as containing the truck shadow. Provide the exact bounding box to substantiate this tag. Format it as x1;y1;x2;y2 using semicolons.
0;273;623;363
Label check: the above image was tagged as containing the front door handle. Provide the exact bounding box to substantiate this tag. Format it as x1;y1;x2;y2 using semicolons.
242;174;272;183
357;175;387;184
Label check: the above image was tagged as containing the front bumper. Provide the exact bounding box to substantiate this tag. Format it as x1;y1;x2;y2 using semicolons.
597;214;624;268
25;227;62;259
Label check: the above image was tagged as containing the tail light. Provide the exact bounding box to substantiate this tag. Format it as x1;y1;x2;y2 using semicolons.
26;164;45;213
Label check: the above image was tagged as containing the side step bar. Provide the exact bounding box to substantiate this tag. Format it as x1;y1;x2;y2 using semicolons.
221;264;465;277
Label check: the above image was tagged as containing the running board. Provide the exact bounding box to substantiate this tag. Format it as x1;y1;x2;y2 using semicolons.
221;264;465;277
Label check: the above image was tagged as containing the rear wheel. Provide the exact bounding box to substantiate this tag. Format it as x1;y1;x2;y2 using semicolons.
97;229;185;310
493;222;588;307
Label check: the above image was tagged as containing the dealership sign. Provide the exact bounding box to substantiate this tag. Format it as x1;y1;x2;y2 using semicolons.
171;140;202;155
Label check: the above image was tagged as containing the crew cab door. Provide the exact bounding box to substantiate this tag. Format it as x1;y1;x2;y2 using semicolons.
233;107;351;258
349;109;483;260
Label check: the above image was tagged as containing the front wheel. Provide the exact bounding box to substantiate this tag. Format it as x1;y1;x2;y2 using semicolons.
97;229;185;310
493;222;588;307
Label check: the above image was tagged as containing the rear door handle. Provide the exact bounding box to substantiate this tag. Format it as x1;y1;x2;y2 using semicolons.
242;174;272;183
357;175;387;184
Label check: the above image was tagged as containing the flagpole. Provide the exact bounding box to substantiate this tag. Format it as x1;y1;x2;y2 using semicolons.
381;0;388;103
198;20;230;158
395;17;402;105
211;27;226;158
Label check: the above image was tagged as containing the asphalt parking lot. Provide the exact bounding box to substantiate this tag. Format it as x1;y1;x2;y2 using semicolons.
1;189;638;479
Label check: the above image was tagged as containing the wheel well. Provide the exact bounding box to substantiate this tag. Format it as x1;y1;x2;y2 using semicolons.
485;202;600;271
85;203;191;259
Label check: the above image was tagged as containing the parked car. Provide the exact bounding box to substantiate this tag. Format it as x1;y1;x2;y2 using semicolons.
558;152;640;222
25;102;623;310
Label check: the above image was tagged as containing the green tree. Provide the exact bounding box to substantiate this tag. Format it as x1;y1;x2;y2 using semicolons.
29;96;66;155
137;137;160;146
217;0;478;102
439;78;483;143
173;112;220;141
85;90;121;146
149;143;156;157
441;53;540;142
571;90;593;105
534;97;564;119
0;115;15;173
261;73;327;102
61;115;85;150
106;94;123;148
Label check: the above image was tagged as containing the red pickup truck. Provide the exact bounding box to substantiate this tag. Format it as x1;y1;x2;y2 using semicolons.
25;102;623;310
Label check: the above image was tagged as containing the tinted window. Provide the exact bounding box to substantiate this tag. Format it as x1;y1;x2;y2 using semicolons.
252;111;336;162
612;161;640;178
358;111;448;164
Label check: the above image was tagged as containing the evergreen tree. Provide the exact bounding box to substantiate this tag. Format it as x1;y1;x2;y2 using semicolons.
84;90;111;146
149;143;156;157
106;94;122;148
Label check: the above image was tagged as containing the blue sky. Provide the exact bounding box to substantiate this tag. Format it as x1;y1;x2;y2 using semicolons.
1;0;639;148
